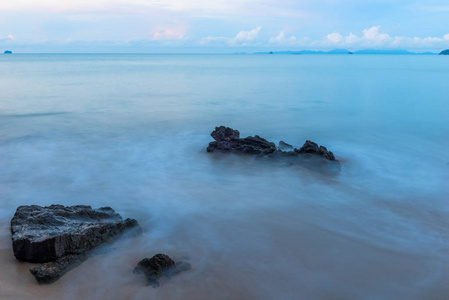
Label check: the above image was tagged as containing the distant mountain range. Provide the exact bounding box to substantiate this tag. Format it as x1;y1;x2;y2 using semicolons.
254;49;439;55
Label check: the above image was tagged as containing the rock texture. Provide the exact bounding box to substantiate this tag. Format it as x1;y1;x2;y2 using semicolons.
11;205;140;283
295;140;336;161
134;254;191;287
207;126;276;155
207;126;337;162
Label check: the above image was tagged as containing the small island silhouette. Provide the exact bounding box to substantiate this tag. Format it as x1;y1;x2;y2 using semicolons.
439;49;449;55
4;50;12;54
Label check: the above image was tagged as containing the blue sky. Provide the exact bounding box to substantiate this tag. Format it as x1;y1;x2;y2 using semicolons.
1;0;449;52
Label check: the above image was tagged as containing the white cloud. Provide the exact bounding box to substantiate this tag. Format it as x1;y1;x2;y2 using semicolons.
326;32;343;44
199;27;263;46
269;31;297;44
7;34;14;40
312;26;449;50
230;26;262;45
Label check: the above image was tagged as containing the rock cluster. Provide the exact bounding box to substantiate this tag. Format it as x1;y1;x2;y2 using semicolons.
207;126;276;155
11;205;140;283
207;126;338;162
134;253;191;287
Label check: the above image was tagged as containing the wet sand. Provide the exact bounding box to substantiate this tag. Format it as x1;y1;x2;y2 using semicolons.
1;204;448;300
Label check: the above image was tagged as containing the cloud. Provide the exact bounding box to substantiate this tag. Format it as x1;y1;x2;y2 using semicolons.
269;31;297;44
151;25;189;40
0;34;14;43
200;27;263;46
230;26;262;46
310;26;449;50
326;32;343;44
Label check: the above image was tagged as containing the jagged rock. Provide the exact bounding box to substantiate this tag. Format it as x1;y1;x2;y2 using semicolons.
211;126;240;141
134;254;191;287
207;126;337;162
294;140;336;161
11;205;140;283
278;141;293;151
207;126;276;155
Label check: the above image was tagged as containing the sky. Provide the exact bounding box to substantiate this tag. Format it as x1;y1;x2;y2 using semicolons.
1;0;449;52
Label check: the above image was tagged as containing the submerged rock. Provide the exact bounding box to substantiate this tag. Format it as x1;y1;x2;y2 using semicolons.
278;141;294;151
134;253;191;287
11;205;140;283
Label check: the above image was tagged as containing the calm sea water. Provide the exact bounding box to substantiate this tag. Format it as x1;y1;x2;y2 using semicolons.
0;54;448;300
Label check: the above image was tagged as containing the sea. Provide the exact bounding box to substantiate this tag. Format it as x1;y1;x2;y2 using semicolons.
0;54;448;300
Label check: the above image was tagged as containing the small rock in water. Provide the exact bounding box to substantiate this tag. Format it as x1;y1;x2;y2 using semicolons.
207;126;277;155
11;205;141;283
294;140;336;161
134;253;191;287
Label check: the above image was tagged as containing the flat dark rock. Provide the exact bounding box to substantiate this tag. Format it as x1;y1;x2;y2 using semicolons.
134;253;191;287
11;205;140;283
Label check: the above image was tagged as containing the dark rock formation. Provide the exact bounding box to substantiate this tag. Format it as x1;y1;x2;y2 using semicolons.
207;126;276;155
207;126;337;161
210;125;240;141
294;140;336;161
207;126;340;174
439;49;449;55
134;254;191;287
11;205;140;283
30;253;88;284
278;141;293;151
4;50;12;54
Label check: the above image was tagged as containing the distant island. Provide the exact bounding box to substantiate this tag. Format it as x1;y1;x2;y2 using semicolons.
439;49;449;55
4;50;12;54
254;49;438;55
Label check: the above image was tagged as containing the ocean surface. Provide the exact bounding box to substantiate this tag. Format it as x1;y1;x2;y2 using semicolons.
0;54;448;300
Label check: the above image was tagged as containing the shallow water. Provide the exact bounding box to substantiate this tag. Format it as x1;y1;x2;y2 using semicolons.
0;54;448;300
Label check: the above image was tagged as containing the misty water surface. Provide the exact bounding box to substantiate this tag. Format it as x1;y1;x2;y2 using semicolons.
0;54;448;300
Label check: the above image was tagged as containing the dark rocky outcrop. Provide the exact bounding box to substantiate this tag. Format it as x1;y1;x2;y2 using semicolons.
210;126;240;141
134;254;191;287
295;140;336;161
207;126;276;155
439;49;449;55
207;126;337;161
11;205;140;283
207;126;340;174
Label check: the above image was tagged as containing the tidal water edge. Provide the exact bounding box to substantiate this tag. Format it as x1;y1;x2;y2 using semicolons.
0;54;448;299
